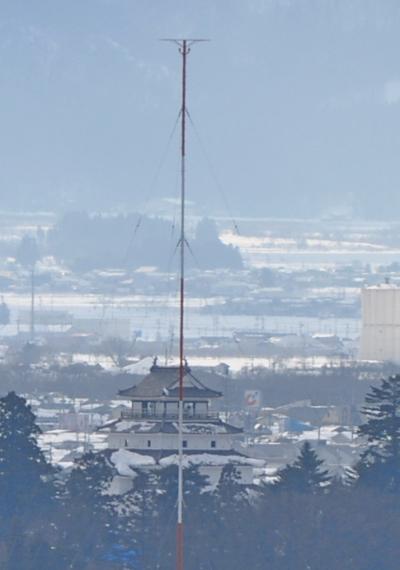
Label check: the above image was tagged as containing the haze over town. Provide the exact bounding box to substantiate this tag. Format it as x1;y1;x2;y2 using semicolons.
1;2;400;569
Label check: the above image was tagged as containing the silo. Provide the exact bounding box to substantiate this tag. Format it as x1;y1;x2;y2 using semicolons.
360;285;400;362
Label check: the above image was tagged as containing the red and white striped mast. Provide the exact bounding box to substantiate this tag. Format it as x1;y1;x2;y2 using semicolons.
162;37;207;570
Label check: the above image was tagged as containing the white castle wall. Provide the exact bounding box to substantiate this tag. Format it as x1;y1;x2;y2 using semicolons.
108;431;233;451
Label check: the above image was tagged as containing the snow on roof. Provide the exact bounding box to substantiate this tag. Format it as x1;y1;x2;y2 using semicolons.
110;399;131;408
58;461;74;470
26;398;41;406
159;453;264;468
111;449;156;476
109;449;264;475
102;417;242;435
79;403;108;412
49;448;72;464
365;284;399;290
39;429;79;445
51;396;77;404
123;357;154;375
101;420;156;433
39;429;108;447
173;422;230;435
296;425;353;442
35;408;62;418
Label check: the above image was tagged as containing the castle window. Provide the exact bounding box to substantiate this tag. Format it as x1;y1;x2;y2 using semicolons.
124;439;128;447
211;440;216;448
147;440;152;448
183;440;188;448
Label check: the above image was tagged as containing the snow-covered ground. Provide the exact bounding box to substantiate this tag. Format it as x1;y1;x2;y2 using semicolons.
220;228;400;269
39;429;108;469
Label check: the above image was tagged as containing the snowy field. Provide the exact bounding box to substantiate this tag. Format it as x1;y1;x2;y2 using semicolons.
221;227;400;269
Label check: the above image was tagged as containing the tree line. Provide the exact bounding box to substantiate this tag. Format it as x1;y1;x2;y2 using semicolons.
15;213;242;272
1;374;400;569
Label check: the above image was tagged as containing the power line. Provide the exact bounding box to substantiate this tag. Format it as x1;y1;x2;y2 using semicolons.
123;110;181;264
186;109;241;236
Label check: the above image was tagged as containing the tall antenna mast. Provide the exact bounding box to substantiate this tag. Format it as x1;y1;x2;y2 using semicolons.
162;37;208;570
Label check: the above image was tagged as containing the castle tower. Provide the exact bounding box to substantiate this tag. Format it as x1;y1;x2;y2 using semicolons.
101;360;260;489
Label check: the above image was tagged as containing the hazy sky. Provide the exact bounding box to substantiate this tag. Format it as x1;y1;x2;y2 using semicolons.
1;0;400;218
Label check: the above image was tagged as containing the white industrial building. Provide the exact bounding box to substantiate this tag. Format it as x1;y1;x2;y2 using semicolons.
360;284;400;362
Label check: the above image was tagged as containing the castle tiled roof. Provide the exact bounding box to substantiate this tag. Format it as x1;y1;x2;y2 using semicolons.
118;363;222;400
100;418;242;435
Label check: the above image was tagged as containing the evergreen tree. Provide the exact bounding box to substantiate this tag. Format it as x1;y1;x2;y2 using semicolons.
210;464;253;570
357;374;400;490
120;468;162;570
0;392;67;569
2;527;65;570
62;452;117;568
0;301;10;325
183;465;215;570
275;441;330;493
193;218;243;270
0;392;53;518
215;463;249;508
124;464;215;570
16;235;40;268
155;465;184;570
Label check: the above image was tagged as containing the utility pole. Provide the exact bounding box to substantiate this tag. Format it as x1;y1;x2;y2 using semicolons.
162;37;208;570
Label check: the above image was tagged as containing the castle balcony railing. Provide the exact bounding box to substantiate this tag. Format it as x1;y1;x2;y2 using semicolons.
120;410;220;421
